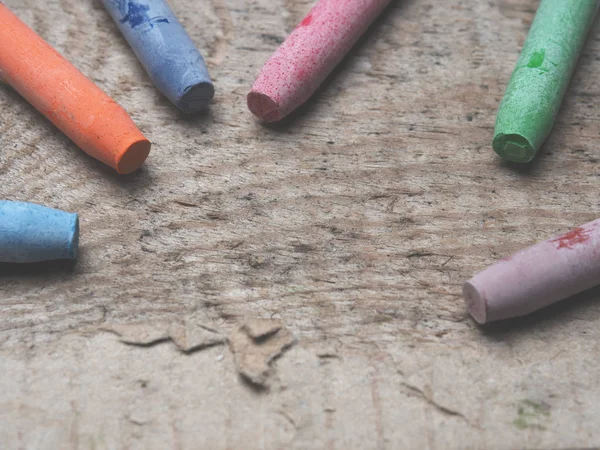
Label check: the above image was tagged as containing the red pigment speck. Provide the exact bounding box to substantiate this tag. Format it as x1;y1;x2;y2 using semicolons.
296;67;308;81
551;226;591;250
300;13;313;27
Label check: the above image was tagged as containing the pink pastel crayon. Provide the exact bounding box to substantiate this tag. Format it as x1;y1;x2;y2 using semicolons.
247;0;391;122
463;219;600;324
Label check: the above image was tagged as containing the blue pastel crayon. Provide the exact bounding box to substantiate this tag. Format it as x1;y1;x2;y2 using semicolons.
101;0;214;113
0;201;79;263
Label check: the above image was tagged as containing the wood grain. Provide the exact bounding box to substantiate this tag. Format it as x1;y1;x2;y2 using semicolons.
1;0;600;448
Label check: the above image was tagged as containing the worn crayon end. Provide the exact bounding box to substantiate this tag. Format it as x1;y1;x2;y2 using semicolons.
100;0;214;115
116;137;151;175
0;201;80;263
462;281;487;324
492;0;599;165
493;133;536;163
463;218;600;324
177;81;215;114
67;215;80;260
247;91;282;122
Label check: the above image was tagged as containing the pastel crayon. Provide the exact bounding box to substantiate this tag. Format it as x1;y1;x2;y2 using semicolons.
463;219;600;324
247;0;391;122
101;0;214;113
0;3;151;174
493;0;599;162
0;201;79;263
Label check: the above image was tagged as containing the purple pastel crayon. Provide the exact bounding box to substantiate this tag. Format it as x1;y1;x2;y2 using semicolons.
463;219;600;324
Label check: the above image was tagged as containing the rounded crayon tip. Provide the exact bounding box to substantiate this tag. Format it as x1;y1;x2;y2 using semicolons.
247;91;282;122
462;281;487;324
65;214;80;260
177;82;215;114
493;133;536;163
116;139;151;175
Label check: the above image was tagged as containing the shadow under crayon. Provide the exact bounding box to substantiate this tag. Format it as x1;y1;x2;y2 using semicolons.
174;103;215;125
0;258;78;278
479;284;600;339
84;152;156;192
497;157;542;176
257;0;417;130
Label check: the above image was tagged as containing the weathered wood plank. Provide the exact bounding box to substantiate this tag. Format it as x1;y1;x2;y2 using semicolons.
1;0;600;448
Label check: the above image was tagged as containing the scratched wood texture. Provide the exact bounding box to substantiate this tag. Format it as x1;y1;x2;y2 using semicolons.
2;0;600;448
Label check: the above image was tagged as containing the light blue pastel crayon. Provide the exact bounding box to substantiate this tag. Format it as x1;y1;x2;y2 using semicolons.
0;201;79;263
101;0;214;113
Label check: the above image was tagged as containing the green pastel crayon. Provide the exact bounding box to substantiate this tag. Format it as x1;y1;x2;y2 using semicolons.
493;0;599;163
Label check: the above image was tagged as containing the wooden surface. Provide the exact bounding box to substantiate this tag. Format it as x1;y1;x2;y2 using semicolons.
2;0;600;448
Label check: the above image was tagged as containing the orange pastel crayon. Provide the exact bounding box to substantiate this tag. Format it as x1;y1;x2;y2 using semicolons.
0;3;151;174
